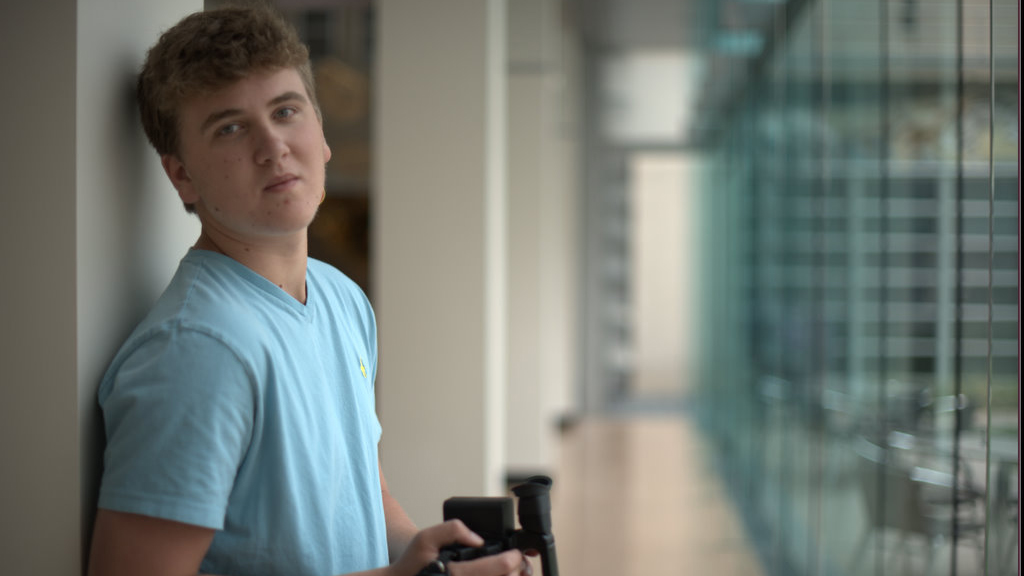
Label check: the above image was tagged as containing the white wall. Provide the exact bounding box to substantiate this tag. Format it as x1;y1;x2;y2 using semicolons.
629;154;695;400
0;2;79;573
0;1;200;572
77;0;202;559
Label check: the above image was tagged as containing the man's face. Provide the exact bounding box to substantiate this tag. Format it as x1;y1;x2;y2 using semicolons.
163;67;331;242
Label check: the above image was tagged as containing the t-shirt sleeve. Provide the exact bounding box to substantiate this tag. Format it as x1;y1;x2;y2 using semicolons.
97;324;256;530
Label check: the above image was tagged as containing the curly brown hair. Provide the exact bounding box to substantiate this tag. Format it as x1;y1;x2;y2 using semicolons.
137;5;319;160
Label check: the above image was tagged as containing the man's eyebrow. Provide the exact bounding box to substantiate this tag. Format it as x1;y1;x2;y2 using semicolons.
198;91;309;135
199;108;243;135
269;91;308;107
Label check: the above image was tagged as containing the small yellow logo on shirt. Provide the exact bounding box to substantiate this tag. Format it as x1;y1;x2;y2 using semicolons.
359;357;367;378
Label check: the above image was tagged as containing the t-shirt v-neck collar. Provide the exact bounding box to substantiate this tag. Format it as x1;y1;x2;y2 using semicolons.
187;249;313;318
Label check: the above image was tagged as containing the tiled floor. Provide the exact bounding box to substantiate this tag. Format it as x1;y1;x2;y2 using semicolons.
548;414;766;576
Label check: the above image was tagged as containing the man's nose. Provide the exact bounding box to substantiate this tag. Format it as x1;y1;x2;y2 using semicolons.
254;124;289;163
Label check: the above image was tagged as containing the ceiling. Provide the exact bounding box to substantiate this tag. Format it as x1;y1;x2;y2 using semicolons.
572;0;793;147
269;0;796;147
574;0;711;51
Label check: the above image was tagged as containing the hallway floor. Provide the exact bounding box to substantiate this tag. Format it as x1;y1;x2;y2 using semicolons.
548;414;766;576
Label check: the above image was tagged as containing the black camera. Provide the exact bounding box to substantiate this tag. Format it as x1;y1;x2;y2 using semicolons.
418;475;559;576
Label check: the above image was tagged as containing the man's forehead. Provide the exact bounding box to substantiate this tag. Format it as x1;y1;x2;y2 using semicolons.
180;68;309;121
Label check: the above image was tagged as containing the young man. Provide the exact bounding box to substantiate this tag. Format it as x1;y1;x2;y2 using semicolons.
87;7;530;576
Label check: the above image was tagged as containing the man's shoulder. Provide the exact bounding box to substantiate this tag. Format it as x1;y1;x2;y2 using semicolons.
307;258;370;305
116;253;275;361
307;257;354;286
306;258;376;342
151;252;267;328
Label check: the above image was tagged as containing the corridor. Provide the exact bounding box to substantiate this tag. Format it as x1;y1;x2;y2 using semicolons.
550;415;766;576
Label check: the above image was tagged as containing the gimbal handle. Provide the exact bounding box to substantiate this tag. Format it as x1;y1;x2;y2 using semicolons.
511;531;558;576
511;476;558;576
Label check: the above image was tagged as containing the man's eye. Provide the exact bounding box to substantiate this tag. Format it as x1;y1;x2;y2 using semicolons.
275;107;298;120
216;123;241;137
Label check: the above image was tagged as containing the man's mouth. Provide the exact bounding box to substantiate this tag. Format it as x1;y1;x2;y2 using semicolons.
264;174;300;192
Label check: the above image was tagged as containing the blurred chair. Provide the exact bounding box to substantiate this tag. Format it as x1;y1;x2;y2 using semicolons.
913;392;975;435
992;461;1019;576
848;437;984;576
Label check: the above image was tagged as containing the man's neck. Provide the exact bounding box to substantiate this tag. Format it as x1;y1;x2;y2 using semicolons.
194;229;310;304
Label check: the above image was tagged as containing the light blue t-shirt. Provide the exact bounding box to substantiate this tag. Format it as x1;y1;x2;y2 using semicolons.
97;250;389;575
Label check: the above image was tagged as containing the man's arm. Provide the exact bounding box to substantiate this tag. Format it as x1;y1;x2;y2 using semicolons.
380;462;419;562
88;507;528;576
86;509;395;576
87;509;216;576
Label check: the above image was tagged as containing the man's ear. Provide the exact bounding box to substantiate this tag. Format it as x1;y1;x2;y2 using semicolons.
160;154;199;205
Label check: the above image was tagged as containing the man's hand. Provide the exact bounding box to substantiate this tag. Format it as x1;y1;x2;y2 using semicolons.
389;520;531;576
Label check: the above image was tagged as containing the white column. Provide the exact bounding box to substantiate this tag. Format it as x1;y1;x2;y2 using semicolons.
505;0;573;478
0;0;200;572
549;20;584;421
374;0;508;526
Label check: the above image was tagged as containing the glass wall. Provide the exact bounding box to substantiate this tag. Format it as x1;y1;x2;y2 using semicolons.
694;1;1018;575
